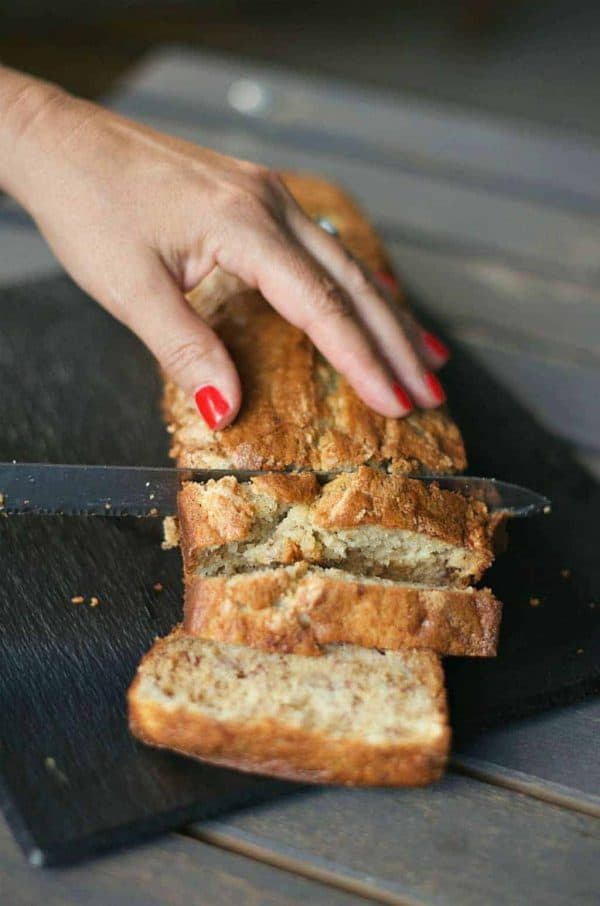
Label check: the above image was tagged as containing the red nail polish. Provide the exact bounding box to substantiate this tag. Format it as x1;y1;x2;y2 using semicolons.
424;371;447;404
376;269;400;295
194;385;230;430
423;331;450;363
392;383;413;414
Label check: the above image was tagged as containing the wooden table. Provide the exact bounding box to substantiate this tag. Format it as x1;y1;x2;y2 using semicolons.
1;49;599;904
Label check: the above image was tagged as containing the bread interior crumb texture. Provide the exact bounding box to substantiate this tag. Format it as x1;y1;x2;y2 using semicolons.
139;634;444;745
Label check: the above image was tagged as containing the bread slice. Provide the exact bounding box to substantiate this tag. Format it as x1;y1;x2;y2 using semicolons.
128;629;450;786
178;466;497;586
163;173;466;474
183;564;502;657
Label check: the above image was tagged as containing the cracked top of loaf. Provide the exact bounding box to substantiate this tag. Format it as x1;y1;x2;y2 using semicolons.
163;172;466;474
177;466;496;585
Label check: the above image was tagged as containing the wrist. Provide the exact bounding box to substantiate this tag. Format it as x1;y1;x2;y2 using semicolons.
0;65;73;206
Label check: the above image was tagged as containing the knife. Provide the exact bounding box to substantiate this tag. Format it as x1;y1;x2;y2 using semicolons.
0;462;550;518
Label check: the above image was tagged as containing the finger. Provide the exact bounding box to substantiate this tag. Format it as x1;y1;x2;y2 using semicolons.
290;213;446;408
222;229;411;418
115;255;241;430
372;269;450;371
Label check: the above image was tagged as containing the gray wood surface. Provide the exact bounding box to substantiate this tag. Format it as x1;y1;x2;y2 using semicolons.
454;698;600;816
191;773;600;906
111;103;600;284
116;49;600;211
386;240;600;356
0;818;368;906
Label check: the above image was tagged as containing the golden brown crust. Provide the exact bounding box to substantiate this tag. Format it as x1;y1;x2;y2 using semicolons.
177;466;496;581
163;173;466;474
127;631;450;787
312;467;494;551
183;567;502;657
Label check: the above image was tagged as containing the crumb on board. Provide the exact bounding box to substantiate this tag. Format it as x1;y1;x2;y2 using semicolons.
560;568;571;578
161;516;180;549
90;596;100;608
543;505;552;515
577;648;584;655
148;506;159;517
44;756;68;784
153;582;163;593
529;597;542;607
71;595;85;605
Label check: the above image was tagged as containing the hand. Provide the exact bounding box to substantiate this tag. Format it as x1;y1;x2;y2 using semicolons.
0;69;449;429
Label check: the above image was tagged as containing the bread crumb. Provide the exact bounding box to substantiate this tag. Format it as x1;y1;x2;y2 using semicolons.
162;516;180;549
71;595;84;605
529;597;541;607
148;506;159;517
153;582;163;593
90;596;100;608
577;648;584;654
44;756;68;784
543;506;551;515
560;568;571;578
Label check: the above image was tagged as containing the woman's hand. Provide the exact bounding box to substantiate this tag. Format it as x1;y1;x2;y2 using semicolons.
0;67;448;429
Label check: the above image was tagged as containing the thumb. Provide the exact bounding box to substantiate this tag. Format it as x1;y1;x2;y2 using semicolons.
123;259;241;430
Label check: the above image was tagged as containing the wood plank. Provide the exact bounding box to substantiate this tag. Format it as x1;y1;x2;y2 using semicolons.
189;774;600;906
451;330;600;451
453;698;600;817
117;49;600;212
387;240;600;358
111;101;600;284
0;818;368;906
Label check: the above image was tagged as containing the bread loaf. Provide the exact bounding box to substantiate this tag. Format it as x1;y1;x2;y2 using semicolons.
183;564;501;657
128;629;450;786
177;465;496;586
163;173;466;474
129;172;504;787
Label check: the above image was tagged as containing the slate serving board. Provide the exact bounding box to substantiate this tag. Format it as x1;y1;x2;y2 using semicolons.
0;275;598;866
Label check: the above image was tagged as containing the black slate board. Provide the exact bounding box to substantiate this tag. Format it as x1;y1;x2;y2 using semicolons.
0;275;598;866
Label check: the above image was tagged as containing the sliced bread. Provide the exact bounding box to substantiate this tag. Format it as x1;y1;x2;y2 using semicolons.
178;465;497;586
128;628;450;786
183;564;502;657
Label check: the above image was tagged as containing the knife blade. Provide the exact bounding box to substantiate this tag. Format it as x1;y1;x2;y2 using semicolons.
0;462;550;518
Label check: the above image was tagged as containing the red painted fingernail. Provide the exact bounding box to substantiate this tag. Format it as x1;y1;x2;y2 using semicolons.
423;331;450;363
376;269;400;295
424;371;447;404
392;383;413;414
194;385;230;430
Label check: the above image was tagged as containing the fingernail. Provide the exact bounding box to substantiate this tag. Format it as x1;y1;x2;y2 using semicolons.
392;382;413;414
424;371;447;404
423;331;450;363
376;269;400;295
194;384;231;430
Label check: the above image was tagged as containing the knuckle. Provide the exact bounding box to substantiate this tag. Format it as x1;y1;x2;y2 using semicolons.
238;165;286;211
161;337;215;377
305;278;352;325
